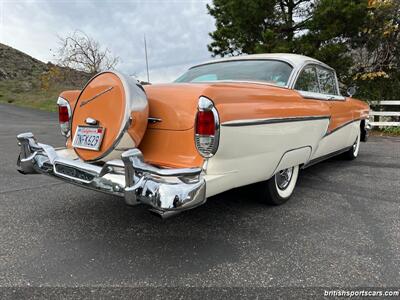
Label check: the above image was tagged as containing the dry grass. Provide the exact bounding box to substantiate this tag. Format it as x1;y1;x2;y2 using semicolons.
370;128;400;137
0;79;79;112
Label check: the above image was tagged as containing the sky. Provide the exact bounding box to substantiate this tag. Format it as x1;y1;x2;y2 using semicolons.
0;0;215;83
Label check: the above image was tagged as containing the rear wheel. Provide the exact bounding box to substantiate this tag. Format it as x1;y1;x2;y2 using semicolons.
258;165;300;205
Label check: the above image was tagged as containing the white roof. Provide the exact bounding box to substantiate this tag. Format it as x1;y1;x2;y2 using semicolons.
192;53;332;70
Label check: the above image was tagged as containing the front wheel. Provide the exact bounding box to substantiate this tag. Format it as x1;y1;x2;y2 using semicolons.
343;128;361;160
258;165;300;206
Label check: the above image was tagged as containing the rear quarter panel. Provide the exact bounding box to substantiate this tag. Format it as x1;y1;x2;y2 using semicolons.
202;83;332;196
59;90;81;148
201;84;369;197
59;90;81;112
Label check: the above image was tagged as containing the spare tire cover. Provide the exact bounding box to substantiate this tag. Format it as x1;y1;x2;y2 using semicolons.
71;71;148;162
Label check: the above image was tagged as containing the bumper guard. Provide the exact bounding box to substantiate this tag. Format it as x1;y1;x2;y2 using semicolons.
16;132;206;218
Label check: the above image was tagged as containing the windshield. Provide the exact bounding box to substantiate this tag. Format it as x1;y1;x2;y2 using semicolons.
175;59;293;87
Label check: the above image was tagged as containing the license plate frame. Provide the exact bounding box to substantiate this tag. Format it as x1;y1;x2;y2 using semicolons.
72;126;105;151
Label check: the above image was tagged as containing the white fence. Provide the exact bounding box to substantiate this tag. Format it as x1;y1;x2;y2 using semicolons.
369;100;400;127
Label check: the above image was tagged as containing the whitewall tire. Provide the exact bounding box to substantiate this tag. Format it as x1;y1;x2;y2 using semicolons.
344;127;361;160
258;165;300;205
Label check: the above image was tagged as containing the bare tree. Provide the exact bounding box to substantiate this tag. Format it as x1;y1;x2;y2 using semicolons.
56;31;119;75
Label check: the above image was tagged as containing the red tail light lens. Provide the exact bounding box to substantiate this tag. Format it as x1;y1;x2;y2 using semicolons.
57;97;71;137
58;106;70;123
195;97;220;158
196;111;215;136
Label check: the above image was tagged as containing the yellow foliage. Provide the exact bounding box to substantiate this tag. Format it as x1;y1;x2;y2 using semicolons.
39;66;64;91
353;71;390;81
383;20;398;36
368;0;393;8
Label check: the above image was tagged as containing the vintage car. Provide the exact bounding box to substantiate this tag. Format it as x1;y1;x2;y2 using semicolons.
16;54;370;218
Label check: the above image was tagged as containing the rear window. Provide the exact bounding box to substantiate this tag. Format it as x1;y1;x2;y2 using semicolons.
175;60;293;87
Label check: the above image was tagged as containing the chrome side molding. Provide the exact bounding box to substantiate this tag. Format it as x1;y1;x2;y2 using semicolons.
148;117;162;123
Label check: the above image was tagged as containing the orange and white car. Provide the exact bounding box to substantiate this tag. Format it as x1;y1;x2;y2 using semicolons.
16;54;370;218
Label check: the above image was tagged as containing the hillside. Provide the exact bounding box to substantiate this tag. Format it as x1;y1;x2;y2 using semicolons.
0;43;90;111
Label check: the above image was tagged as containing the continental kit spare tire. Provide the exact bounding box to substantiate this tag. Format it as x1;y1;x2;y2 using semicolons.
71;71;148;162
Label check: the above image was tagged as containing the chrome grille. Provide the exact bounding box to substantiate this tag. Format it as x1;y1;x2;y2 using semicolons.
54;163;95;182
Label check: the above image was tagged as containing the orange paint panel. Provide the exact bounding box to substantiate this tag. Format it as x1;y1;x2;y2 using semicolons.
128;109;149;145
71;73;126;161
328;99;353;132
140;82;368;168
139;128;203;168
59;90;81;111
203;83;331;121
144;84;201;131
63;81;369;167
327;97;369;133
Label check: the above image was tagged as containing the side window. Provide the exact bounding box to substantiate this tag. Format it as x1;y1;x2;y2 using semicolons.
295;66;320;93
317;67;337;95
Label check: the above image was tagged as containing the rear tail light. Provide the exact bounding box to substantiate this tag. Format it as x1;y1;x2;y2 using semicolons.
57;97;71;137
196;111;215;135
58;106;69;123
195;97;220;158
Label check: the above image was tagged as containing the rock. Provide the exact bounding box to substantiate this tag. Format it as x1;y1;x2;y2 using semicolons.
0;67;8;80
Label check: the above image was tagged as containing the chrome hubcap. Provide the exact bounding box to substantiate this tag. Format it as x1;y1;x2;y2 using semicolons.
275;167;294;190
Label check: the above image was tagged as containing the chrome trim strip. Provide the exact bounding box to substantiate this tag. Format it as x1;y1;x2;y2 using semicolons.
221;115;330;127
148;117;162;123
79;86;114;107
297;91;346;101
323;118;363;137
303;146;352;168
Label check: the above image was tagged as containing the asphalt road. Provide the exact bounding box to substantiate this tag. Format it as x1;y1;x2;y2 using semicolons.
0;104;399;296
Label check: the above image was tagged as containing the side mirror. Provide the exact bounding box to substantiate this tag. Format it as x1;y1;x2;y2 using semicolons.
347;86;356;97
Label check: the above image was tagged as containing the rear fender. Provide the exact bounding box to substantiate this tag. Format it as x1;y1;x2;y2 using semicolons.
59;90;81;113
58;90;81;148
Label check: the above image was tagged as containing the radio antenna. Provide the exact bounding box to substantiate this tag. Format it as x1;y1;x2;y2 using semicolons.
144;34;150;82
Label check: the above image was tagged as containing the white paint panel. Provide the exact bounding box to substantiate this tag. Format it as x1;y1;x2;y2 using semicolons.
310;121;360;160
204;119;329;197
275;147;312;172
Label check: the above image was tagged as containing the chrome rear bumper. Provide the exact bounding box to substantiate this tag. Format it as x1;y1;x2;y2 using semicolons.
16;132;206;218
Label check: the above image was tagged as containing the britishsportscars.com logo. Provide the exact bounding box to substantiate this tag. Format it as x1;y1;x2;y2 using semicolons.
324;289;399;298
